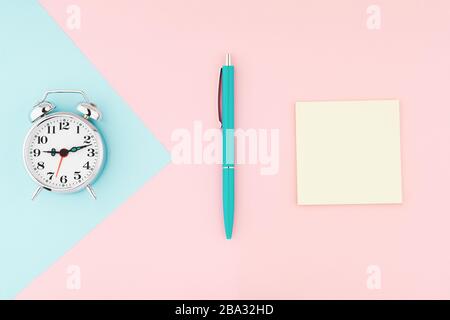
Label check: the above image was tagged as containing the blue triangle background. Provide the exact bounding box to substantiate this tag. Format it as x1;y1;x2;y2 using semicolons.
0;1;170;299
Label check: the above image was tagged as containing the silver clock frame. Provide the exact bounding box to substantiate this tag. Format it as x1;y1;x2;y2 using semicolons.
23;90;105;200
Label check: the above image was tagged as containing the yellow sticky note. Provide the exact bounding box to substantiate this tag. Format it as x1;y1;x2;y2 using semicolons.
296;100;402;205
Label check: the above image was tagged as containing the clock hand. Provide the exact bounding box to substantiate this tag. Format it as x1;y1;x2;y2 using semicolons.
43;148;59;156
69;144;92;153
55;156;64;178
55;148;69;178
42;144;92;157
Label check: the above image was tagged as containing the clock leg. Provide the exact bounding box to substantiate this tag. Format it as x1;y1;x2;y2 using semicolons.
31;186;43;201
86;184;97;200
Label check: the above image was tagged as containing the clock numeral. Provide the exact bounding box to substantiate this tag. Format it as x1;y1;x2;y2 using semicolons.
37;136;48;144
83;135;91;144
47;172;54;180
33;149;41;157
74;171;81;180
47;126;56;134
60;175;68;184
59;121;69;130
37;161;45;170
77;126;80;134
83;161;90;170
87;148;96;157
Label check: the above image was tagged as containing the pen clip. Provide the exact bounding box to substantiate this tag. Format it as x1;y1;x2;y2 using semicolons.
217;67;223;128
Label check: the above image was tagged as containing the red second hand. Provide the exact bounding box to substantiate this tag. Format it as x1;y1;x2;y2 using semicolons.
55;156;64;178
55;148;69;178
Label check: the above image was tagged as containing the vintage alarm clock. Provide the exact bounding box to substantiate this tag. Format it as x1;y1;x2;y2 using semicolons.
23;90;105;200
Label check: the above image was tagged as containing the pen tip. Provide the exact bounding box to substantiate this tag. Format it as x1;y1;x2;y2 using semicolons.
225;53;231;66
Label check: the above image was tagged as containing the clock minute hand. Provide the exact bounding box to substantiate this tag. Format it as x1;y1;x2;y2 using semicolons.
69;144;92;153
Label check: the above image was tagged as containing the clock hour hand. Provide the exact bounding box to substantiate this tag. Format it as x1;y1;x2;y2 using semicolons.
42;148;59;156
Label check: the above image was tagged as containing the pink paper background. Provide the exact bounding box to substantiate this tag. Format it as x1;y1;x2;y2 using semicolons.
18;0;450;299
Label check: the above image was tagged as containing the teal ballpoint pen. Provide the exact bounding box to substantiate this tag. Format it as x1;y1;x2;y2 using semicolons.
218;53;235;239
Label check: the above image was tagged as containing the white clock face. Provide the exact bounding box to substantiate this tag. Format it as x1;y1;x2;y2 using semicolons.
23;112;104;192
